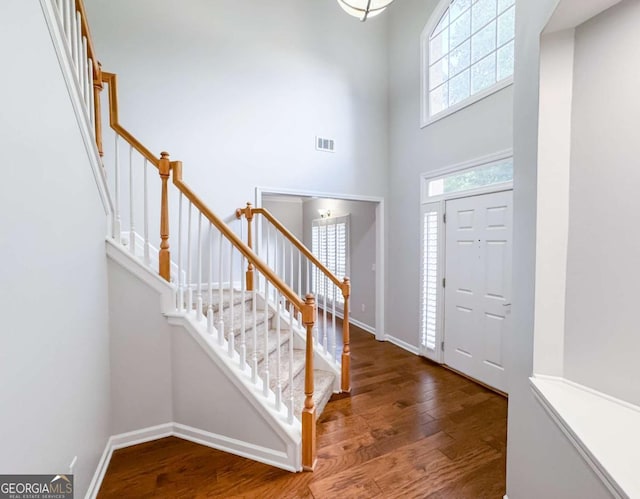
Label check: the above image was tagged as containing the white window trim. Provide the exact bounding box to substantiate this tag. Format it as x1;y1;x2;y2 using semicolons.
420;0;515;128
420;148;513;203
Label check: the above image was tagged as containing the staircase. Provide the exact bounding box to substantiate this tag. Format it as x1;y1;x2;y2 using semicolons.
203;290;336;419
42;0;352;479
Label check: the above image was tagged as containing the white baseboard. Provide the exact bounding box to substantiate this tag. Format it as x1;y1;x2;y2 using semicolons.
384;334;420;355
85;422;297;499
349;317;376;335
173;423;293;472
319;307;376;336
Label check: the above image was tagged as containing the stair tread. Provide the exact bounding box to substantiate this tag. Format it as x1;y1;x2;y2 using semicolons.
236;326;290;363
287;369;336;421
201;289;251;313
199;290;338;423
259;349;306;394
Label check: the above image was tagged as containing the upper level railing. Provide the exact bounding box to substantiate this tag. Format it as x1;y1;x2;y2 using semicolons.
52;0;104;156
236;205;351;393
49;0;328;471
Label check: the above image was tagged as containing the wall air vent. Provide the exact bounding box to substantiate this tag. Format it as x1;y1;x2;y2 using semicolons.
316;137;335;153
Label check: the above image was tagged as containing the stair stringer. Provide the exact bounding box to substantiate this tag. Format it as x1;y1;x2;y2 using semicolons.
106;239;302;472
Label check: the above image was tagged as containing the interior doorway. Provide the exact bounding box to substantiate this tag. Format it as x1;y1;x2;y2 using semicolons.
255;187;385;341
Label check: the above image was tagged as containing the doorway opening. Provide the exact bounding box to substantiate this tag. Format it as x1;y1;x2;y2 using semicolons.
255;187;385;341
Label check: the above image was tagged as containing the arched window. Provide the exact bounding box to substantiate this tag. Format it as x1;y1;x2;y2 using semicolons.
421;0;515;125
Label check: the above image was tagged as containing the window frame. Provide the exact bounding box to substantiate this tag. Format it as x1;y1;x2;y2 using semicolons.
420;149;513;204
420;0;515;128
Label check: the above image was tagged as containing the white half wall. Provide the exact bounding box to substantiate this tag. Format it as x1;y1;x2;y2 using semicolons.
107;259;174;434
506;0;615;497
0;1;111;496
106;244;296;471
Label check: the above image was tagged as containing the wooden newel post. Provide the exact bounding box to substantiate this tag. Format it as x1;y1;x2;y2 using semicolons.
302;294;317;471
235;202;255;291
93;62;104;157
158;152;171;282
341;277;351;393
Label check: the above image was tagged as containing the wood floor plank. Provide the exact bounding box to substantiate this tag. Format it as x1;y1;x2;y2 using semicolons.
98;325;507;498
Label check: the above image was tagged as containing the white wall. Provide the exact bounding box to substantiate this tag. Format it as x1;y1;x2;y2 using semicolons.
107;251;292;461
0;2;111;496
263;198;304;241
302;198;377;329
85;0;389;223
563;0;640;407
534;28;575;377
506;1;613;497
387;0;514;348
107;260;174;434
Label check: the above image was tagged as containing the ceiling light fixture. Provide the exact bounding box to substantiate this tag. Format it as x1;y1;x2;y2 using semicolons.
337;0;394;22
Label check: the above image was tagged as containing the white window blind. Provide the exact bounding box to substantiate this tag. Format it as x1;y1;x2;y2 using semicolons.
421;205;440;353
312;215;349;304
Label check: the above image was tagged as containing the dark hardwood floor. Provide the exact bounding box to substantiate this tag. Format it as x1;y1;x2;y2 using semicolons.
98;326;507;498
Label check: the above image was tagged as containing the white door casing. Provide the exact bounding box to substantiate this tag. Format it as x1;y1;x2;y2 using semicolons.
444;190;512;393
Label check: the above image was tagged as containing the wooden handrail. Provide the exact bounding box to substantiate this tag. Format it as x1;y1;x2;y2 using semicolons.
244;207;347;293
101;72;160;168
240;205;352;393
72;1;317;472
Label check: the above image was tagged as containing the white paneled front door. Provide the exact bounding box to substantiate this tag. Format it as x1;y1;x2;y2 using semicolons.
444;190;512;393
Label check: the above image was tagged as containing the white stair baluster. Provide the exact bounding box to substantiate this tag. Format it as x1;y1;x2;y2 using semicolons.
186;202;193;313
333;224;338;362
177;192;183;311
75;13;82;84
332;281;337;363
228;243;234;357
288;306;295;424
196;212;203;321
289;243;294;307
240;252;247;368
274;230;278;303
113;135;121;240
207;223;214;334
217;233;224;346
81;36;89;106
68;2;77;73
275;295;282;411
323;227;328;354
87;58;95;133
144;160;151;266
128;145;135;253
251;274;258;384
63;0;72;52
297;248;302;300
263;277;270;396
